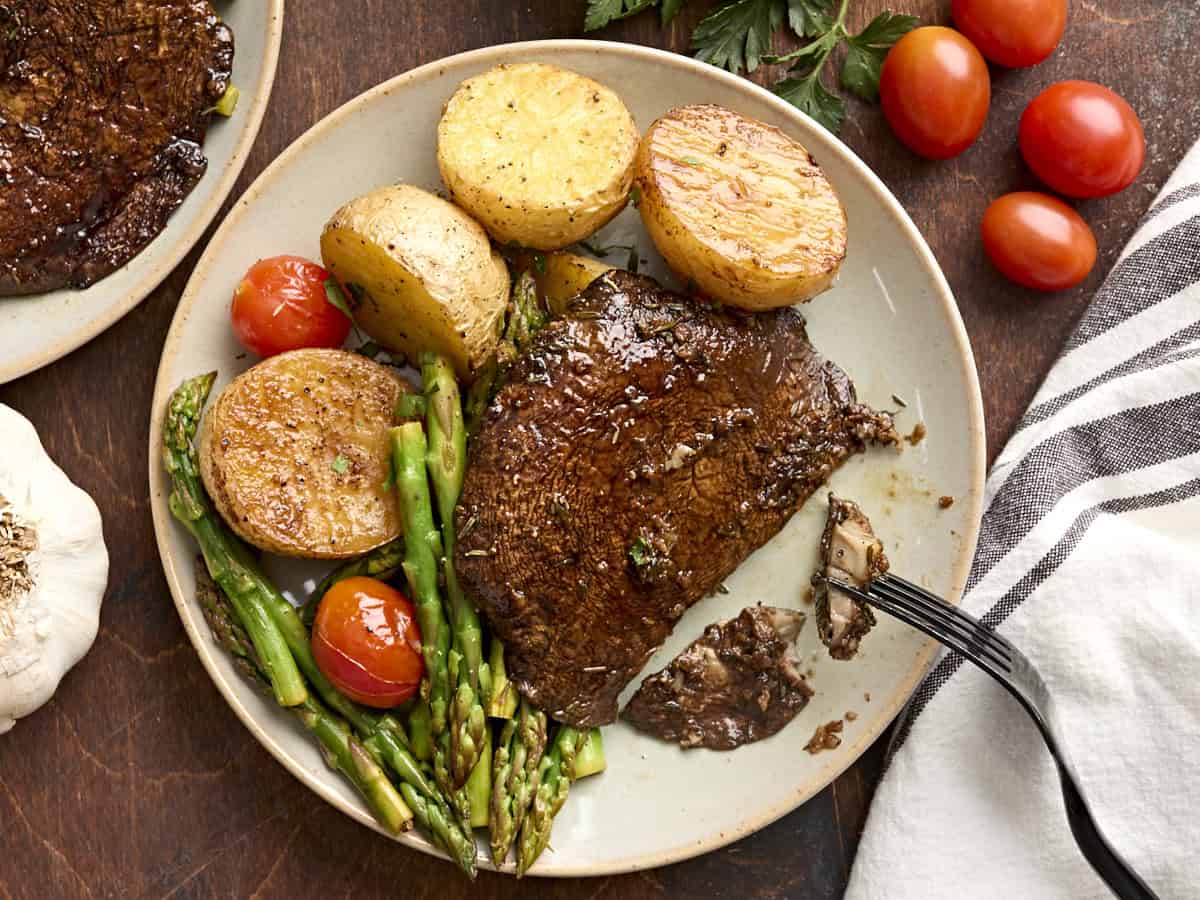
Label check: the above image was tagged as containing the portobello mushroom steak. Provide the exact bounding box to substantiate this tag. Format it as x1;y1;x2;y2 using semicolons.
813;494;888;660
623;605;813;750
455;271;898;727
0;0;234;296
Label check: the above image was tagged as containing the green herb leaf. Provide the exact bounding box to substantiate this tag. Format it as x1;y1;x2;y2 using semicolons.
692;0;785;74
630;184;642;208
579;240;635;259
331;455;350;475
213;84;240;117
532;251;547;275
324;279;355;320
584;0;658;31
661;0;688;24
853;9;920;47
395;393;428;420
680;155;703;165
629;536;651;568
774;70;846;134
841;11;918;102
786;0;834;38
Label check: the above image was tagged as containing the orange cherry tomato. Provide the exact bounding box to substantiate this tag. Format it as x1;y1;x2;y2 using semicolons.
312;576;423;708
1019;81;1145;199
951;0;1067;68
879;26;991;160
231;255;352;358
981;192;1097;292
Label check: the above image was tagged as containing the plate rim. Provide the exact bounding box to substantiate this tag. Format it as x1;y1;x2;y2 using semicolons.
148;38;987;877
0;0;286;385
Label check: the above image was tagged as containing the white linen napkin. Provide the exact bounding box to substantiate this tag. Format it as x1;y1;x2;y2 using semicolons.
846;141;1200;900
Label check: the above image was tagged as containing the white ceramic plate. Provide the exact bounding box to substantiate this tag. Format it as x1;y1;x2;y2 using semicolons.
0;0;284;385
149;41;986;876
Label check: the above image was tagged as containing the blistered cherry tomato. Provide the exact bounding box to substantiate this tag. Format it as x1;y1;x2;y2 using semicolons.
951;0;1067;68
312;576;423;708
879;27;991;160
1019;81;1145;198
981;192;1097;291
231;255;352;357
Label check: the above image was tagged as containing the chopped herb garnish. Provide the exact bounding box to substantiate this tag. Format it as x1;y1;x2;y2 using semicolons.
532;251;547;275
212;84;240;117
331;455;350;475
680;155;702;166
395;393;427;419
325;279;355;320
630;184;642;208
629;536;651;568
627;245;640;274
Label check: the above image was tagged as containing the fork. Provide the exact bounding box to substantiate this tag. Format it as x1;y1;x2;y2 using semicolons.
828;572;1160;900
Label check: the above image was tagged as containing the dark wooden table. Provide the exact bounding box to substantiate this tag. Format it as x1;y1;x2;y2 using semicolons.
2;2;1196;897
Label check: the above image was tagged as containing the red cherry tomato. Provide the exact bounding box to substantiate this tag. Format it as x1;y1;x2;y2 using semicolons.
312;576;423;708
981;192;1097;291
951;0;1067;68
231;255;352;357
879;27;991;160
1019;81;1145;198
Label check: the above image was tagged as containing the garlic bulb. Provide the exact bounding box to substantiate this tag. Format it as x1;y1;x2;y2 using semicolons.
0;404;108;734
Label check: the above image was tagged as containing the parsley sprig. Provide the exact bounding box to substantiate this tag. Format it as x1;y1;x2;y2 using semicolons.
583;0;918;133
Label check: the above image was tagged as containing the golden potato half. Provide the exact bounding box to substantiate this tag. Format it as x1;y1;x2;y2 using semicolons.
437;62;639;250
321;184;509;380
199;349;405;559
634;105;848;310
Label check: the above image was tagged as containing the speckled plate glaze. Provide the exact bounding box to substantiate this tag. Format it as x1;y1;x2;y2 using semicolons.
149;41;986;876
0;0;284;385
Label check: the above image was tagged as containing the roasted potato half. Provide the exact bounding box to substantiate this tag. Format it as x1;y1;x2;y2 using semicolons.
321;184;509;380
437;63;639;250
199;349;405;559
633;105;848;310
508;250;615;314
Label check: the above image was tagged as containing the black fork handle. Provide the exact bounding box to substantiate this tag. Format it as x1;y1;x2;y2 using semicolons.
1055;764;1160;900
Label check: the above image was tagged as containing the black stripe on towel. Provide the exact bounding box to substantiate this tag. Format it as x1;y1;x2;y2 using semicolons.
1062;216;1200;352
887;474;1200;758
967;391;1200;594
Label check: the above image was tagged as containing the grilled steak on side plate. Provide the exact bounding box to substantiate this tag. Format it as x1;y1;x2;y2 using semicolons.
456;271;897;727
0;1;234;296
623;605;813;750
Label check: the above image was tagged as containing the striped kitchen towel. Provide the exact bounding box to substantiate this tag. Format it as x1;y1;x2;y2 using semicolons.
847;141;1200;900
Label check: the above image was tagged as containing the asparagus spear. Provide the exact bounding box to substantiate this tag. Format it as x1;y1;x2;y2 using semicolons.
517;725;587;876
422;353;487;790
164;374;308;708
195;560;413;835
301;537;405;627
465;271;545;436
168;376;477;875
486;638;519;719
391;422;452;737
574;728;607;779
489;700;548;866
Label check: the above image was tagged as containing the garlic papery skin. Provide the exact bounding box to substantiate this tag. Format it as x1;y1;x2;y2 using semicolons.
0;404;108;735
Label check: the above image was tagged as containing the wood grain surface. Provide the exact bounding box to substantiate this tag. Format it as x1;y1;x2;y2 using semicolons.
1;2;1197;897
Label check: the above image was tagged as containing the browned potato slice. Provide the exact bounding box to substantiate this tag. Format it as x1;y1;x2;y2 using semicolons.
634;105;847;310
199;349;405;559
437;63;639;250
321;184;509;381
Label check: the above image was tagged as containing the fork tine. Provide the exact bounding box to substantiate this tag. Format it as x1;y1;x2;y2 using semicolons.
858;589;1013;683
830;577;1012;672
876;574;1014;664
884;574;1016;656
